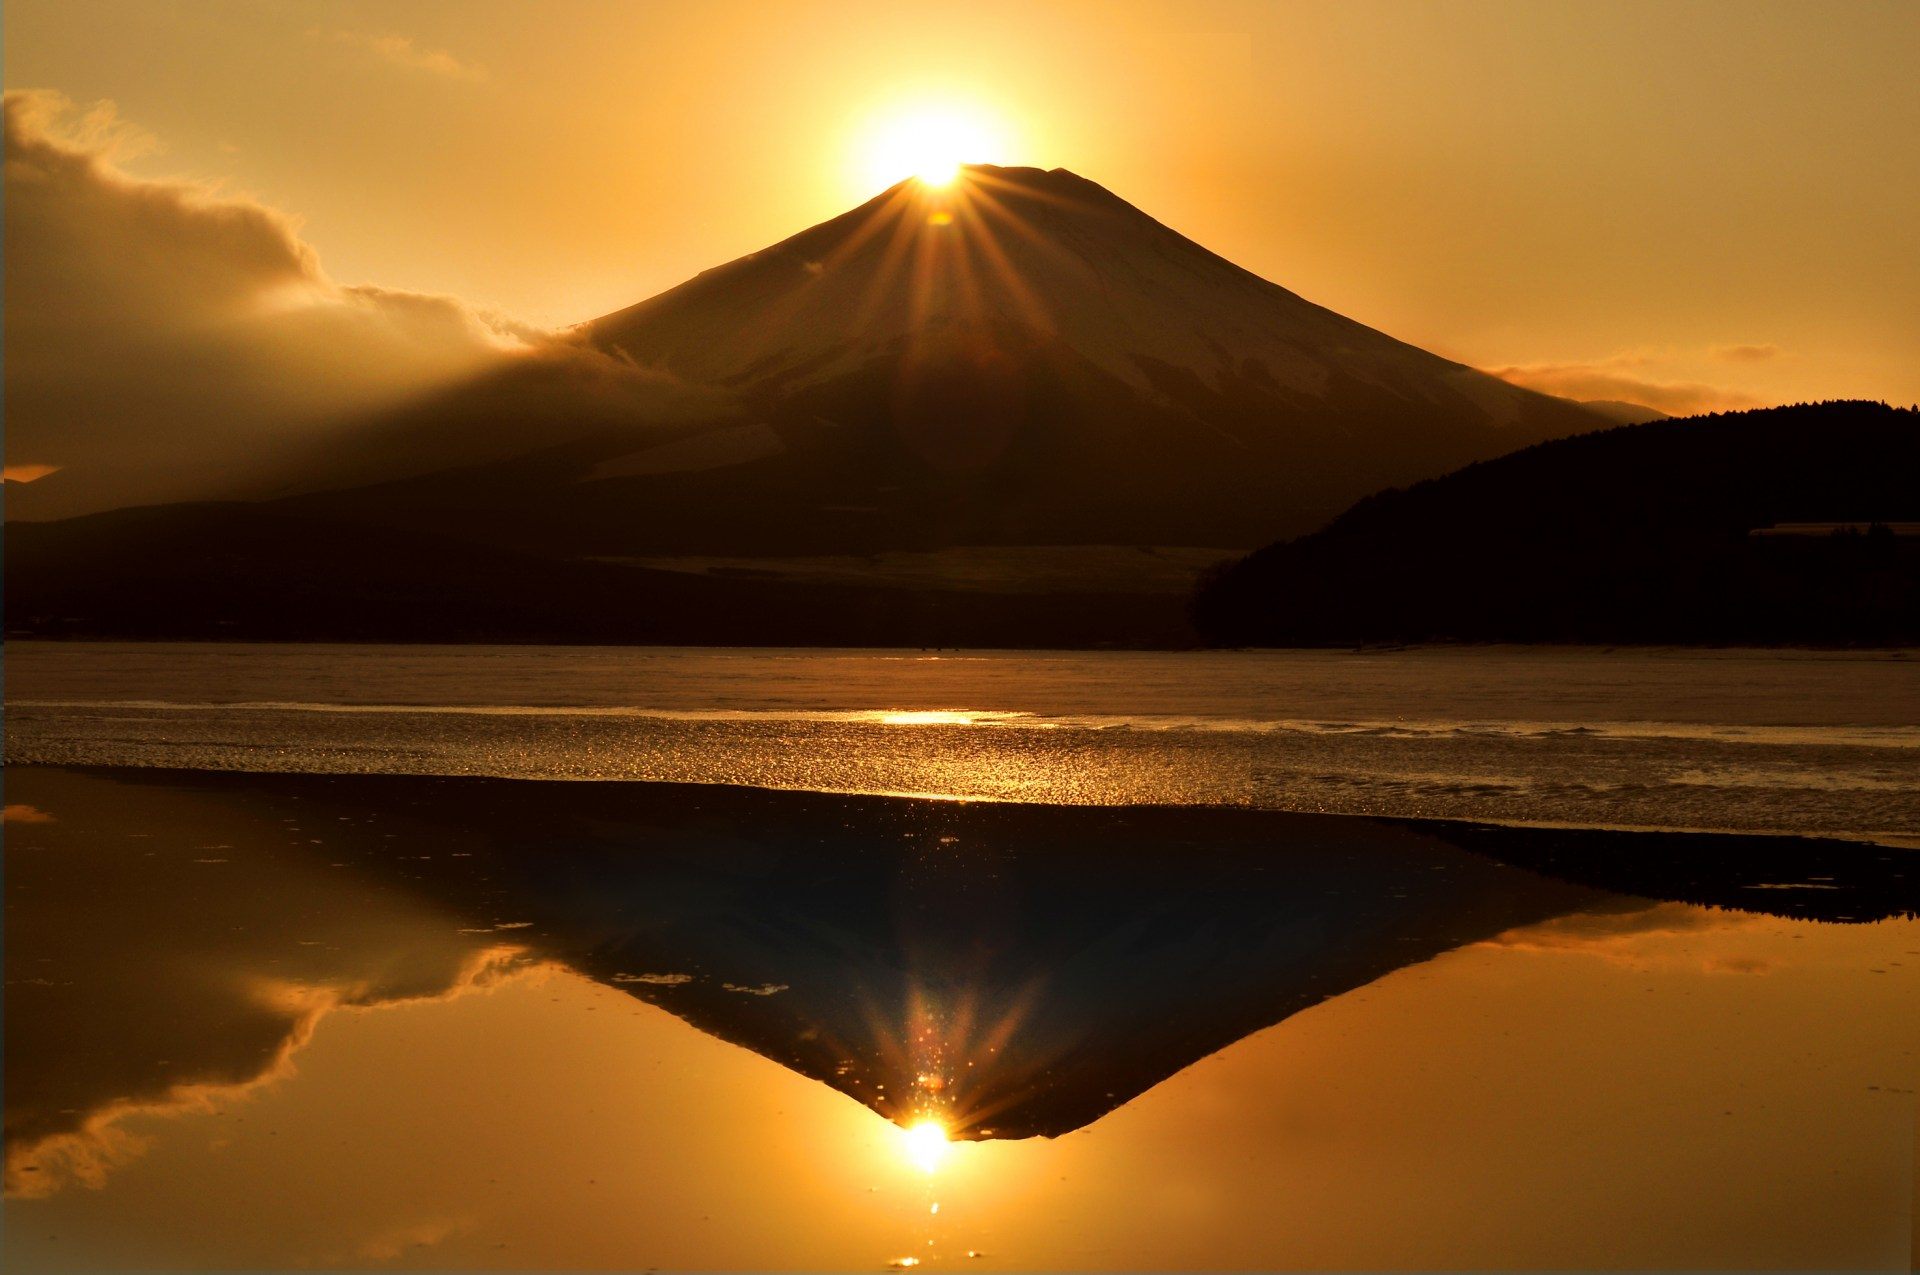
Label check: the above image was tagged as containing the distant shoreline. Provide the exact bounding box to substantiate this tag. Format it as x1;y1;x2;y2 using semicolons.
16;759;1919;891
7;632;1918;653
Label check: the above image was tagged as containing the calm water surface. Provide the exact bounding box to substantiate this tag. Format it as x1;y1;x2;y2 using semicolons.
3;644;1917;1269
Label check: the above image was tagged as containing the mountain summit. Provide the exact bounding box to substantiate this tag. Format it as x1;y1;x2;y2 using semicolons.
269;165;1601;560
567;164;1597;549
599;165;1532;431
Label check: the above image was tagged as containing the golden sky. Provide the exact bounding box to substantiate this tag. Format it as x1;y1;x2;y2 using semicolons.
6;0;1918;411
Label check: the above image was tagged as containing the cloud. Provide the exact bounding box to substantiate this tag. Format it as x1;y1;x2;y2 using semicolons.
1709;342;1781;363
4;90;740;519
318;30;488;82
1;90;534;517
1479;902;1773;970
3;945;545;1198
349;1216;473;1264
2;465;62;484
1485;350;1764;416
1483;901;1722;950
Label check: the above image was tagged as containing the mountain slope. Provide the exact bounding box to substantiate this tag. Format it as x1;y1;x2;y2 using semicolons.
1194;401;1920;645
575;165;1597;549
256;165;1602;560
597;166;1526;413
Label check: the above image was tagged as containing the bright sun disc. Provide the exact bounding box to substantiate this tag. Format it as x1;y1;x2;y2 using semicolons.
901;1117;950;1172
859;105;1005;191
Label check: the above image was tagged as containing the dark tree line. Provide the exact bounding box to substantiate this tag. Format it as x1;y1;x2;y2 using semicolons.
1194;401;1920;646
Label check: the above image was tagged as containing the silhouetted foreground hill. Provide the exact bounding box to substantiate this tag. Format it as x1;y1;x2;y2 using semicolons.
14;402;1913;648
1195;402;1920;646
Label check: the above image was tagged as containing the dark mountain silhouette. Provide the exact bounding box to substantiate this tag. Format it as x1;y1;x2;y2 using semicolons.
1194;401;1920;646
284;167;1602;556
5;166;1608;644
8;765;1910;1173
555;166;1597;552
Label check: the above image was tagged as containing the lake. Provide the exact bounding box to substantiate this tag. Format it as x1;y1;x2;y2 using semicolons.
9;642;1919;842
3;643;1916;1268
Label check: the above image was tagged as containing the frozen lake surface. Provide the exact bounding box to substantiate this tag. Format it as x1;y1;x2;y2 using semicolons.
8;642;1917;844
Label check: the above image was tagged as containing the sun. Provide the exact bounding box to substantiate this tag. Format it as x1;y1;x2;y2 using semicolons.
900;1117;951;1172
857;104;1009;192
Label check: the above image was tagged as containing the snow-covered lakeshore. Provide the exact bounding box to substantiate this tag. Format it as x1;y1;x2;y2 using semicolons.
9;642;1916;845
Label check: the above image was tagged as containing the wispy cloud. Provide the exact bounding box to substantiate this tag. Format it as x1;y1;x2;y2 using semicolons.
1480;902;1773;972
317;30;488;83
1485;346;1774;416
349;1216;473;1264
1709;342;1781;363
1;464;62;484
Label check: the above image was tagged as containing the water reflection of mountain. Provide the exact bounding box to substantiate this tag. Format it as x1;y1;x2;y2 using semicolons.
5;766;1911;1189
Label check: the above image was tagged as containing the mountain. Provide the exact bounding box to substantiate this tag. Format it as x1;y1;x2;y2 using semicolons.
1194;401;1920;646
6;165;1607;644
285;166;1601;557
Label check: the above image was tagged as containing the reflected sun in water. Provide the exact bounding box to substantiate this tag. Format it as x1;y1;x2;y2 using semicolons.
876;710;978;726
5;765;1915;1269
900;1117;951;1173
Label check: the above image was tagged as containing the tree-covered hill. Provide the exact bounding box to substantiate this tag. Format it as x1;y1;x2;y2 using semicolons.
1194;401;1920;646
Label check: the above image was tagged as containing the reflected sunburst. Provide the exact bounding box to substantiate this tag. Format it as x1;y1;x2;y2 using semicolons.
900;1116;951;1173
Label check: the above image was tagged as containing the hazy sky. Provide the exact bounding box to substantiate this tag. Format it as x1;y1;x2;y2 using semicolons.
6;0;1918;411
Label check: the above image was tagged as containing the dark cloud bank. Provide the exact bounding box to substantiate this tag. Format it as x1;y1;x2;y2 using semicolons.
2;90;718;519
